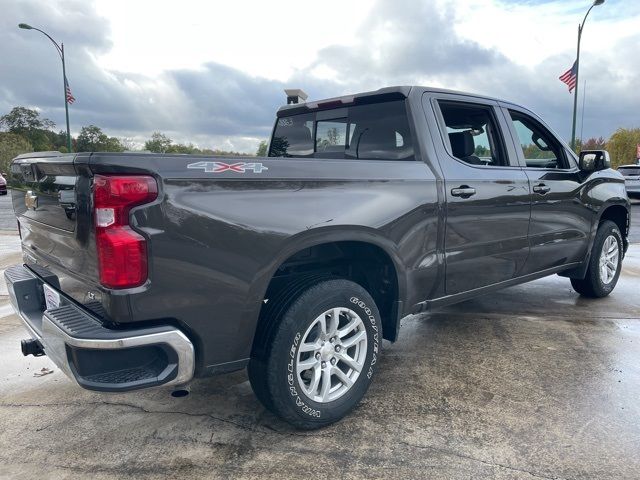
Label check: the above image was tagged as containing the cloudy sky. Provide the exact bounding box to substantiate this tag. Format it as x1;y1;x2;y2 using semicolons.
1;0;638;152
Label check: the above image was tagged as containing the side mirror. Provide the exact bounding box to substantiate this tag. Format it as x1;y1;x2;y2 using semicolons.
579;150;611;172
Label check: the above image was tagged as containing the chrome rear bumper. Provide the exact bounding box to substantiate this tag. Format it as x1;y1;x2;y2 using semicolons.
4;264;195;392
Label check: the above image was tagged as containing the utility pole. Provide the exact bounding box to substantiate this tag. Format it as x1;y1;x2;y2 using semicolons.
570;0;605;151
19;23;73;152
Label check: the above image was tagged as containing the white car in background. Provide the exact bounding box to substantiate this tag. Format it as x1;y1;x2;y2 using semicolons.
619;165;640;199
0;173;7;195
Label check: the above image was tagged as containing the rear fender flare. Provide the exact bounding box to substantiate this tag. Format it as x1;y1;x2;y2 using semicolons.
244;226;407;342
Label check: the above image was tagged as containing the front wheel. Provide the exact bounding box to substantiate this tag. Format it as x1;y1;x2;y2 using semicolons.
248;279;382;429
571;220;623;298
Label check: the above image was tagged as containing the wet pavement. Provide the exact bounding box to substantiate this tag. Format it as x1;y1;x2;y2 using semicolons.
629;198;640;243
0;231;639;478
0;193;17;233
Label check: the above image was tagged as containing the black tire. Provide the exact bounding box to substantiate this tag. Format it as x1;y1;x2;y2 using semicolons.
248;279;382;429
248;274;330;415
570;220;623;298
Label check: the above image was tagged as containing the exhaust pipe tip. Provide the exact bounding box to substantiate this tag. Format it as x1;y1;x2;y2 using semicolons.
21;338;45;357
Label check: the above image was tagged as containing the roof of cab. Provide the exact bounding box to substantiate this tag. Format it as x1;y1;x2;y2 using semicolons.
276;85;518;116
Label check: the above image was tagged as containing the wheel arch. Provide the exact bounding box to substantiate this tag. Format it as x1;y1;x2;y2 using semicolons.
597;202;629;251
560;200;630;280
246;227;408;356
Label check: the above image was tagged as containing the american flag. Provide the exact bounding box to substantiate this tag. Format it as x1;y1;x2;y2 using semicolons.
64;77;76;104
559;61;578;93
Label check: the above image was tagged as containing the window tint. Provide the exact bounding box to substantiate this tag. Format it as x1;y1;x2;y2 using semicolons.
316;119;347;156
269;113;314;157
508;111;567;169
269;100;414;160
438;101;508;167
345;101;414;160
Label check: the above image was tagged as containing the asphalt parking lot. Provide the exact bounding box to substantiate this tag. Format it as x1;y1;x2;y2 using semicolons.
0;193;17;233
0;193;639;479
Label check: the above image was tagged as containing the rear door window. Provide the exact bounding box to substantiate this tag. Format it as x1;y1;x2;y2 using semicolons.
437;101;510;167
269;100;415;161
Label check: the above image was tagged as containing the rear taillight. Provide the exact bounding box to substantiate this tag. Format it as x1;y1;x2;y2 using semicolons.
93;175;158;289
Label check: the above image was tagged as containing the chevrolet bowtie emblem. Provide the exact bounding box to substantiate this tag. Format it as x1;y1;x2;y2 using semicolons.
25;190;38;210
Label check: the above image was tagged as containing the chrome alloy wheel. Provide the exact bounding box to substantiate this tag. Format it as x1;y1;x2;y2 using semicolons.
599;235;620;285
296;307;368;403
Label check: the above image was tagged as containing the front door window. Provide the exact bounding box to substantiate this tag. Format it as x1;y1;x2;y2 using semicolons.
509;111;569;169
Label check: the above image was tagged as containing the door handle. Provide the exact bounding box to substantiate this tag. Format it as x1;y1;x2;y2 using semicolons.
532;183;550;194
451;186;476;198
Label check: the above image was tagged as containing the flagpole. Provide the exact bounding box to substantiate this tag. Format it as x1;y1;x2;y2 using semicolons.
570;0;605;151
570;23;582;151
18;23;74;153
580;79;587;146
61;43;72;153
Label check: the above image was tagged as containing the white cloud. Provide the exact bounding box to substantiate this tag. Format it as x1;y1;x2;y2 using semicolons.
448;0;640;68
3;0;639;153
94;0;374;81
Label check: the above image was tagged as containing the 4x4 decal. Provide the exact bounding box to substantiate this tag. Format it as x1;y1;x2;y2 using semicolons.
187;161;268;173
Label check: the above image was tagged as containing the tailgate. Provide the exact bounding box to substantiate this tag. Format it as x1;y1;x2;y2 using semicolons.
11;152;78;231
8;152;112;321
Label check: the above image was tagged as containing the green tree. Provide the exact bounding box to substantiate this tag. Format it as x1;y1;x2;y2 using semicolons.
0;132;33;175
50;130;70;152
0;107;58;151
256;140;268;156
166;143;201;154
103;136;125;152
0;107;55;134
268;137;290;157
606;128;640;168
144;132;172;153
522;143;548;159
76;125;124;152
474;145;489;156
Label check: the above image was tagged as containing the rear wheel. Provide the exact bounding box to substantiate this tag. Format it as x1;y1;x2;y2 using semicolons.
248;279;382;429
570;220;623;298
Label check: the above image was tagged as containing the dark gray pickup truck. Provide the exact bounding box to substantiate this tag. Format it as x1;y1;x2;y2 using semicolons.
5;86;630;428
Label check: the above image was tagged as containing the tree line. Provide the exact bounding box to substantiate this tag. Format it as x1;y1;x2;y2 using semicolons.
472;134;636;168
2;105;638;174
142;132;252;157
0;106;254;173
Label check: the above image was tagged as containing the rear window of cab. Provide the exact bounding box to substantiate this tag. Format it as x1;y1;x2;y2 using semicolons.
269;100;415;161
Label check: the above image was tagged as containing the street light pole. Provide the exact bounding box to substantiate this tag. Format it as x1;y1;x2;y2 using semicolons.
570;0;604;151
18;23;73;153
61;43;72;153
